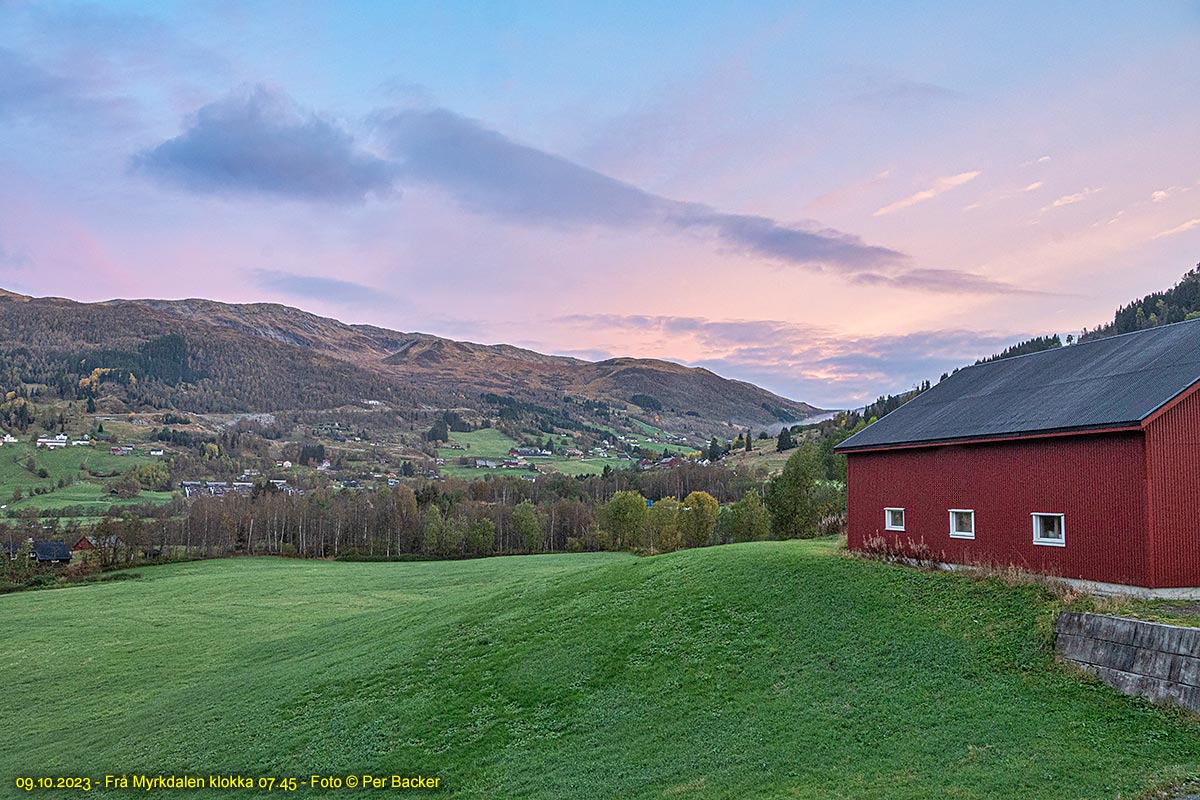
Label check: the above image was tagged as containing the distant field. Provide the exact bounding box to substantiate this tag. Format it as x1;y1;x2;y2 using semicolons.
439;429;613;478
724;435;797;474
8;484;174;513
438;428;520;460
0;442;168;514
3;541;1197;799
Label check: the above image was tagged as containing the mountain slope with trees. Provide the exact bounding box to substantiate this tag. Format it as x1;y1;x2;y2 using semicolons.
0;291;819;434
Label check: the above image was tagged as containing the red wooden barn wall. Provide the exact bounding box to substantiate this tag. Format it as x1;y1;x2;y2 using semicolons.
845;431;1151;586
1145;385;1200;588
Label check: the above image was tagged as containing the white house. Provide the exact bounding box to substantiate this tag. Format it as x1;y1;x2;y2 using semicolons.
36;434;68;449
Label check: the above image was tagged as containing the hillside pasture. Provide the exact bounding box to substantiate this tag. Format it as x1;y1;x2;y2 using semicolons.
2;540;1197;799
439;428;611;478
0;442;169;514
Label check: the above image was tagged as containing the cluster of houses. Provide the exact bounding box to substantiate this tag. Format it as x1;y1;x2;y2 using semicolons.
636;455;687;471
27;434;164;458
179;479;297;498
509;446;551;458
36;434;91;449
3;535;165;566
475;457;536;470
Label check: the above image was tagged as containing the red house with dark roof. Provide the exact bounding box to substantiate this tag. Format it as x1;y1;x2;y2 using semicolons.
835;320;1200;591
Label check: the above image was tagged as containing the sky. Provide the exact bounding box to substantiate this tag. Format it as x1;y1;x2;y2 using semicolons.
1;1;1199;408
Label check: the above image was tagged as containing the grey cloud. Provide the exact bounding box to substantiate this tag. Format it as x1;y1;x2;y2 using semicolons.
672;209;906;271
378;107;660;227
133;87;396;203
138;91;1019;292
250;269;388;306
852;268;1041;295
375;107;906;272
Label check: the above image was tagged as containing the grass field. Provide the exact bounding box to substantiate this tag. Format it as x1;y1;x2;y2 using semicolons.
724;435;805;475
8;483;174;513
3;542;1197;799
0;442;168;513
439;429;613;478
437;428;521;460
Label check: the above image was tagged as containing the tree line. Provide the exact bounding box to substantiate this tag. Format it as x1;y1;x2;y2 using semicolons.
1;443;846;578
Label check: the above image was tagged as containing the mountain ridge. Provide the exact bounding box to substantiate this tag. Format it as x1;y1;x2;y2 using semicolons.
0;289;820;433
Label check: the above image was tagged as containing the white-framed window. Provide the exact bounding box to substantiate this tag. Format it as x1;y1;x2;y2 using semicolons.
949;509;975;539
884;508;905;531
1032;513;1065;547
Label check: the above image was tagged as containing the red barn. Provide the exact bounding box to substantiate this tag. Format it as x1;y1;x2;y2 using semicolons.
835;320;1200;591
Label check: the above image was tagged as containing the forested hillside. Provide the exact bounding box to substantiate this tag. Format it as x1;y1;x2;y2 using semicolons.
0;292;818;436
1080;266;1200;340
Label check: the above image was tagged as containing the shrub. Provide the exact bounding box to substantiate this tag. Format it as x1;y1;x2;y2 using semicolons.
817;511;847;538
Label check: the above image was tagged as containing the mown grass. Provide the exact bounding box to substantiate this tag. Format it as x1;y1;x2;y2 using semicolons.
2;541;1197;799
438;429;521;460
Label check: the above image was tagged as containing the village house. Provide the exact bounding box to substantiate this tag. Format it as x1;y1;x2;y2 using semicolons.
36;433;68;449
836;319;1200;592
3;539;72;565
72;535;125;552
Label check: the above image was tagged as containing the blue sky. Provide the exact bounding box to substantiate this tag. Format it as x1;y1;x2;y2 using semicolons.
2;1;1199;407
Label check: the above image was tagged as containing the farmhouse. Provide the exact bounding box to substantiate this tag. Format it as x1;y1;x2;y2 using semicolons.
836;320;1200;591
37;433;68;449
3;539;72;564
73;535;125;552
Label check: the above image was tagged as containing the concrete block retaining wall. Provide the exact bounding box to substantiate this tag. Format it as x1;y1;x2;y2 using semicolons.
1056;611;1200;712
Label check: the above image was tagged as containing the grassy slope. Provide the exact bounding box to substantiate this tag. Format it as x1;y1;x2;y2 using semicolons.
724;435;797;475
3;542;1197;799
0;442;168;513
439;428;612;478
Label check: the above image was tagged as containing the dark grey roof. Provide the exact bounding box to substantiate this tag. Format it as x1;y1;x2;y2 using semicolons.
836;318;1200;452
32;541;71;561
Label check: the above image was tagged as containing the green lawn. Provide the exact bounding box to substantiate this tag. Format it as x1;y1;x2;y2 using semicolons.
8;483;174;513
438;428;521;460
2;542;1197;799
0;442;167;512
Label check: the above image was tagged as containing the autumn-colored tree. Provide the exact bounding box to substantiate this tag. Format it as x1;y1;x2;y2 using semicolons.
647;497;681;552
681;490;718;548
